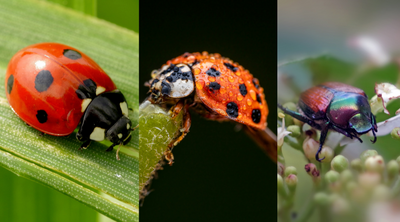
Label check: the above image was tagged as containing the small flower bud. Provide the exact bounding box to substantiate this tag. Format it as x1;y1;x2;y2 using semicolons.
387;160;399;179
277;174;287;198
372;185;390;201
284;166;297;177
360;150;378;163
287;125;301;138
396;156;400;166
314;192;330;206
303;137;319;161
358;172;381;190
305;163;319;177
325;170;340;184
351;158;363;172
391;127;400;140
340;169;353;185
320;146;334;163
365;155;385;173
285;174;298;193
331;155;349;173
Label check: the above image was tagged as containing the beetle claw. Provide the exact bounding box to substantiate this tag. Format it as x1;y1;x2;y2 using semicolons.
370;129;377;143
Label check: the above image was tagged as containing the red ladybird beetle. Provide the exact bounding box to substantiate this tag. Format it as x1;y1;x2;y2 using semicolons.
5;43;134;159
146;52;276;164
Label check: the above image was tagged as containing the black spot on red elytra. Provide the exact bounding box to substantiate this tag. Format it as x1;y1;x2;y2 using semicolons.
239;84;247;96
209;82;221;91
252;109;261;123
7;74;14;94
36;110;48;123
206;67;220;77
35;70;54;92
226;102;239;118
63;49;82;60
252;78;260;89
224;62;238;72
256;94;262;104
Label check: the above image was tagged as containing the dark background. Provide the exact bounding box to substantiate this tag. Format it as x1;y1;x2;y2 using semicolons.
139;1;277;221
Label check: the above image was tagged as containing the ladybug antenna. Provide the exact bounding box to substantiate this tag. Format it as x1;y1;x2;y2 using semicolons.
131;124;139;131
371;129;377;143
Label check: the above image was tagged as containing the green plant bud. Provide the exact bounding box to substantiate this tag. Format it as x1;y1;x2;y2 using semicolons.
305;163;319;177
325;170;340;184
314;192;330;206
351;158;363;172
365;155;385;173
331;155;349;173
391;127;400;140
340;169;353;185
282;102;296;126
277;174;287;198
396;156;400;166
284;166;297;177
360;150;378;163
387;160;399;179
320;146;334;163
285;174;298;192
303;137;319;161
372;185;390;201
287;125;301;138
358;172;381;190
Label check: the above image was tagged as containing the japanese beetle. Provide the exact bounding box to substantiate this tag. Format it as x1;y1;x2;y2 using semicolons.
278;82;377;161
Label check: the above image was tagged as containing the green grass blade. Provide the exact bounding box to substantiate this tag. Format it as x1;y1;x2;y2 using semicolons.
40;0;97;16
0;0;138;221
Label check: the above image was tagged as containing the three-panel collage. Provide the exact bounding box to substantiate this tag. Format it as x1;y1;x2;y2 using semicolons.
1;0;400;222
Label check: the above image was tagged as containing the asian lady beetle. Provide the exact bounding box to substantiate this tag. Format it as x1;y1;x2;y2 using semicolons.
5;43;134;159
146;52;276;164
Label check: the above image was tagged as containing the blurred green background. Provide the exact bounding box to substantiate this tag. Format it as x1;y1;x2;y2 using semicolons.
0;0;138;221
279;1;400;221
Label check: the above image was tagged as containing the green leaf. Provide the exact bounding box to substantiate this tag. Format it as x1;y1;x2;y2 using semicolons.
40;0;97;16
0;0;138;221
138;101;183;196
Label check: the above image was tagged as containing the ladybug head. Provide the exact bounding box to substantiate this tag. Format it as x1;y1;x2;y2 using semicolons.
148;63;194;103
105;116;132;145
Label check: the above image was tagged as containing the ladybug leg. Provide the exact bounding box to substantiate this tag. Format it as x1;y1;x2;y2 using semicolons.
316;126;330;162
79;140;91;150
106;143;117;152
165;100;192;165
278;104;317;128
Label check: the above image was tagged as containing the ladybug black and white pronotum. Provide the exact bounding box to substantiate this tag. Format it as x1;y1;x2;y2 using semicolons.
5;43;134;158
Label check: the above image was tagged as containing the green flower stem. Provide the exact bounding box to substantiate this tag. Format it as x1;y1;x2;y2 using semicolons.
294;199;316;222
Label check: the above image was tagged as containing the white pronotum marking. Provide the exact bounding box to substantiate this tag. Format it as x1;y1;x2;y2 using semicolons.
120;102;129;116
118;133;123;139
127;123;130;129
96;86;106;95
89;127;105;141
81;98;92;112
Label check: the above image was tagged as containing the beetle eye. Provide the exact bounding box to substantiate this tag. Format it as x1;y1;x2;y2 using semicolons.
349;113;372;134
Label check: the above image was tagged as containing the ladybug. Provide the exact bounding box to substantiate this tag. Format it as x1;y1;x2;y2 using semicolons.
146;52;275;164
278;82;378;161
5;43;134;158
